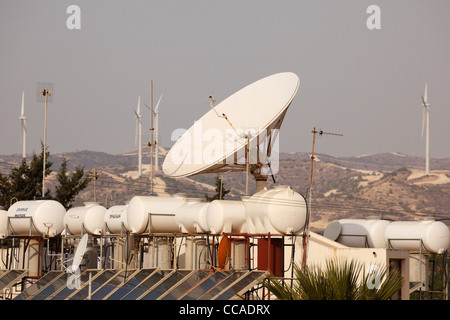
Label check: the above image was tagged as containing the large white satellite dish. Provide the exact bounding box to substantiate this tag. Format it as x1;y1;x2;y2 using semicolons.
69;233;88;273
163;72;300;180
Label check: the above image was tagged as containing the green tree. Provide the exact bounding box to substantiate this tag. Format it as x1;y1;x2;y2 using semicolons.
54;158;91;209
205;176;230;201
0;145;53;208
263;259;404;300
0;145;90;209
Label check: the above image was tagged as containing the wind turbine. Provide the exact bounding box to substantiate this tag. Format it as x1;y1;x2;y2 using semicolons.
19;91;26;158
134;96;142;177
421;84;430;175
145;94;163;171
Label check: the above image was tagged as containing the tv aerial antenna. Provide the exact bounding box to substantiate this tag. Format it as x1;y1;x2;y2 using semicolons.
301;127;343;269
134;96;143;177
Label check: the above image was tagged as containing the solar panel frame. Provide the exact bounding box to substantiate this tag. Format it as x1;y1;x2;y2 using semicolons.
89;269;137;300
212;271;268;300
13;270;64;300
30;272;70;300
0;269;27;291
137;269;194;300
104;268;157;300
66;269;121;300
179;270;232;300
158;269;213;300
47;269;103;300
121;269;176;300
197;270;248;300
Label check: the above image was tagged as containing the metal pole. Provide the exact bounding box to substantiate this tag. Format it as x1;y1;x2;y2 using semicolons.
42;92;48;196
245;135;249;196
150;81;154;195
302;128;317;269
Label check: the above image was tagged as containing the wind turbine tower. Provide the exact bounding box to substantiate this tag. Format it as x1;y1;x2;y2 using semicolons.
421;83;430;175
135;96;142;177
19;91;26;158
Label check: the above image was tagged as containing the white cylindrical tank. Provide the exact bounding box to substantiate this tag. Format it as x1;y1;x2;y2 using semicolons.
0;209;7;238
246;186;307;235
175;198;210;234
104;205;129;234
127;195;187;234
384;218;450;253
64;202;107;235
206;200;246;235
325;217;391;248
7;200;66;237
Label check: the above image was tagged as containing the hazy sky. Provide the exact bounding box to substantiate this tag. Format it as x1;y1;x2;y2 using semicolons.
1;1;449;159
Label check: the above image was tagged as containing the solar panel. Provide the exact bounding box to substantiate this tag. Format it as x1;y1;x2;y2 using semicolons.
0;269;27;291
121;269;175;300
11;268;269;300
197;271;248;300
48;269;102;300
90;269;136;300
212;271;268;300
30;272;69;300
138;270;193;300
14;271;64;300
67;270;120;300
179;270;232;300
159;270;212;300
105;268;156;300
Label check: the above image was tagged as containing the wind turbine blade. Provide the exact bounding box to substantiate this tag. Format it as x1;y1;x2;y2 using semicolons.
424;83;428;103
21;91;25;116
154;95;163;113
137;96;141;115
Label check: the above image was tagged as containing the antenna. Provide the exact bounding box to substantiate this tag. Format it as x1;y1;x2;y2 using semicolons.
302;127;343;269
209;95;238;135
421;83;430;175
69;233;88;274
134;96;142;177
19;91;26;158
37;82;53;197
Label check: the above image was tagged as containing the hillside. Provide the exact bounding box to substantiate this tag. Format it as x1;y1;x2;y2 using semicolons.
1;149;449;232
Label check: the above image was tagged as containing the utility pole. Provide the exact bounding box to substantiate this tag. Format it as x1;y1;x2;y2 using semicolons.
302;127;342;269
89;169;99;202
38;84;53;197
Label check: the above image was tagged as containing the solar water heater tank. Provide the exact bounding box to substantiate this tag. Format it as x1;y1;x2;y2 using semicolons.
7;200;66;237
384;218;450;253
127;194;187;234
64;202;107;235
104;204;129;234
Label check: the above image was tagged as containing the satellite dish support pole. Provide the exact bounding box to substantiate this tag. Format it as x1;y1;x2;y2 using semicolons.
150;81;154;195
245;135;249;196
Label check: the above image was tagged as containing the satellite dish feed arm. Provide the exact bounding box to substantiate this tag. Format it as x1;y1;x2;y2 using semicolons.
209;96;238;134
